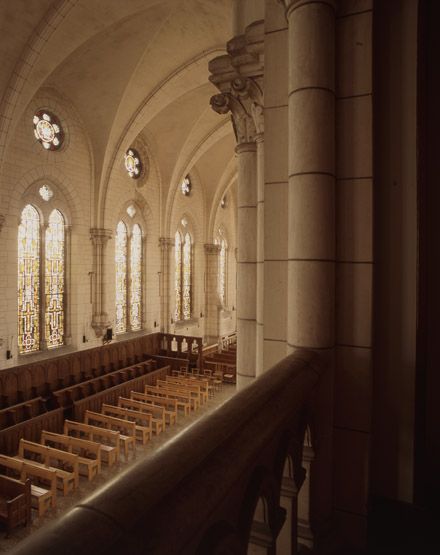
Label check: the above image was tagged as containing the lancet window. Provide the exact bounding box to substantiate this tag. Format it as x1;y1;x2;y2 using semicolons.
115;220;143;334
18;204;66;354
175;231;192;321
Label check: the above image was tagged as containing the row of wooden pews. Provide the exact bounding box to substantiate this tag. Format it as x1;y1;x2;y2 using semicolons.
0;361;223;535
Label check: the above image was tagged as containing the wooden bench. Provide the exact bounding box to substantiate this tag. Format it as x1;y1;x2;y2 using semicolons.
101;404;152;445
165;376;208;404
139;391;181;416
144;385;191;416
83;411;136;461
0;475;31;536
15;439;78;495
155;380;200;410
41;431;101;481
64;420;120;467
0;454;57;517
130;392;177;426
118;398;164;435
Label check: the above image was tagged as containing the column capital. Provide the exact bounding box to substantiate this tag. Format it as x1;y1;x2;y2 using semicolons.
90;228;112;246
159;236;174;250
204;243;221;255
282;0;336;19
0;214;4;233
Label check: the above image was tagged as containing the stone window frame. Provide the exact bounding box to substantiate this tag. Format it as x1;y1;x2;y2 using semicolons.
17;180;72;357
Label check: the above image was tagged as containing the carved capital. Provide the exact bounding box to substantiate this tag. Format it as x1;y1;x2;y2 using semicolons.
282;0;336;19
91;314;111;338
90;228;113;246
0;214;4;233
204;243;221;255
159;236;174;250
210;92;257;144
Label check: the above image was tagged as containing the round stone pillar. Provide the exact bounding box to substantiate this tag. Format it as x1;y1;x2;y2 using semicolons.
236;141;258;389
285;0;335;351
256;132;264;376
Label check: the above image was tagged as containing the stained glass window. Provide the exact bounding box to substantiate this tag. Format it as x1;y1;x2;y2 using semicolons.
115;221;127;334
182;233;192;320
18;205;40;353
124;148;142;178
39;184;53;201
175;231;182;321
33;110;63;151
45;210;65;348
130;224;142;331
219;238;227;305
181;175;191;196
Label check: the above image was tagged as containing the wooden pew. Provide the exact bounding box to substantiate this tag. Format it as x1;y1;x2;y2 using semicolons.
144;385;191;416
155;380;200;410
0;397;47;430
118;398;164;435
165;376;208;404
130;392;177;425
101;404;152;445
15;439;78;495
83;411;136;461
40;431;101;481
0;475;31;535
0;454;57;517
63;420;120;467
139;393;184;421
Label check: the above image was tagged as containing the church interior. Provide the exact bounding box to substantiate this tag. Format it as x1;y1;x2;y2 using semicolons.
0;0;439;553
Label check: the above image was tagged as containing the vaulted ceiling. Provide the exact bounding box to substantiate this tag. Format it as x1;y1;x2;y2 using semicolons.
0;0;236;224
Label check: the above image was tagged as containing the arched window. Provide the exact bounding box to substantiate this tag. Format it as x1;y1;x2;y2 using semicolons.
18;205;40;353
175;231;192;321
18;203;67;354
115;220;143;334
45;209;65;348
115;221;128;334
130;224;142;331
218;238;227;306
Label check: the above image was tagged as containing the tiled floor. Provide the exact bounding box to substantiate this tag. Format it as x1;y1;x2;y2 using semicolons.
0;384;236;551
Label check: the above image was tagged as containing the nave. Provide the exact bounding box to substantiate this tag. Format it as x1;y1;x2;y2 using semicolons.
0;334;237;548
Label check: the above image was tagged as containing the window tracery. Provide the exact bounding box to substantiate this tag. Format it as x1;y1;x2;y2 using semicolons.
33;110;63;151
175;230;192;321
115;219;143;334
124;148;142;179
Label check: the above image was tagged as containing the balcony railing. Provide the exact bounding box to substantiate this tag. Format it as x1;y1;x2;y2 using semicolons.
11;348;325;555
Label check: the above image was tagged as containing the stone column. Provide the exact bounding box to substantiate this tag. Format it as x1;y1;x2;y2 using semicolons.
90;228;112;337
209;23;264;389
236;140;258;389
256;130;264;376
283;0;336;539
204;243;221;345
284;0;335;354
159;237;173;333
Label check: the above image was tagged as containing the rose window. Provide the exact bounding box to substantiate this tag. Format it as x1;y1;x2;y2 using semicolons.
33;111;63;151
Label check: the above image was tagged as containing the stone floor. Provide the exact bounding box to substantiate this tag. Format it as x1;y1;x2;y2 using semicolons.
0;384;236;551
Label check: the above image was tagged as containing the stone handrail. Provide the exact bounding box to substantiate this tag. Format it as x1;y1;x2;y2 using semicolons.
11;349;325;555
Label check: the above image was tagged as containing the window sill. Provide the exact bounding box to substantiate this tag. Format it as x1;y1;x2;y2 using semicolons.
174;318;199;328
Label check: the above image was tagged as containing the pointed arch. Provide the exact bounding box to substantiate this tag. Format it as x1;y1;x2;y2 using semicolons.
45;209;65;348
18;204;41;354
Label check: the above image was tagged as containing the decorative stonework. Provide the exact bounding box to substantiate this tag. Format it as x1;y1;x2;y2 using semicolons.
33;110;63;151
39;184;54;201
204;243;221;255
124;148;142;179
209;22;264;145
